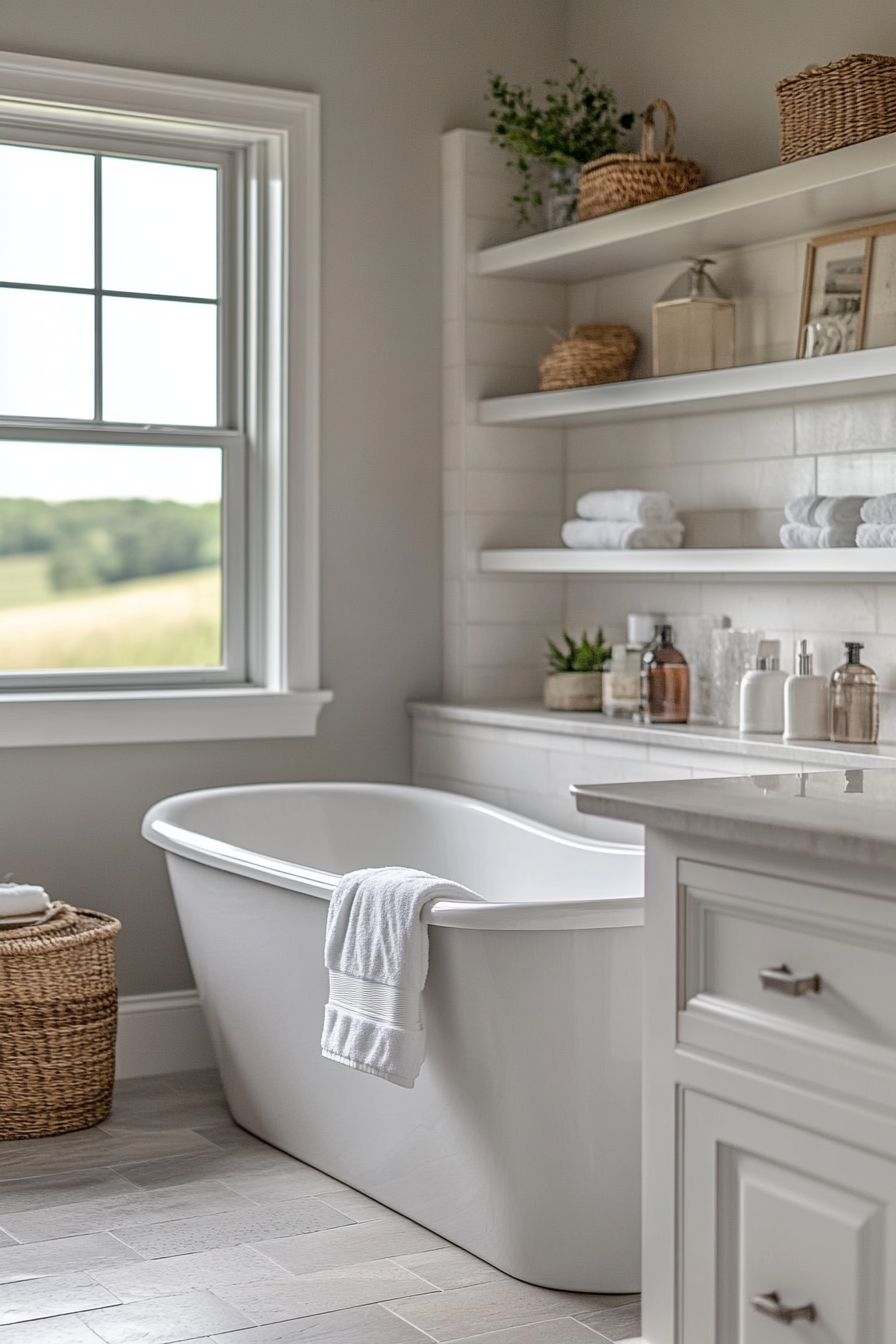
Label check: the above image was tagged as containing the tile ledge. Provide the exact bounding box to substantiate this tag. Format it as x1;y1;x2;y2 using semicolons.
408;701;896;769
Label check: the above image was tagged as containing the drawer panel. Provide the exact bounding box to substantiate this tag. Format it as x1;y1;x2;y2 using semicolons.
680;860;896;1057
682;1091;896;1343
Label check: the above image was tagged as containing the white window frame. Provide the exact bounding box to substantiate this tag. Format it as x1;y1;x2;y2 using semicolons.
0;50;330;746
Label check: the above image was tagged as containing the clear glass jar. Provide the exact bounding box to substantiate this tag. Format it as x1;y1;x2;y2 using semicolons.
641;624;690;724
602;645;643;718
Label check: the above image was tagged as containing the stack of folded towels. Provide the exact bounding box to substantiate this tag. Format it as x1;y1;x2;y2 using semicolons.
780;495;868;548
0;881;51;922
561;490;684;550
857;496;896;548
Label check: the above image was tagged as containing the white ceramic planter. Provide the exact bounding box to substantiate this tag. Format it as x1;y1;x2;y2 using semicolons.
544;670;603;711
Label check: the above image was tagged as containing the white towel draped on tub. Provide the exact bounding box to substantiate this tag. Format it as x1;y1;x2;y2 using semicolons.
321;866;483;1088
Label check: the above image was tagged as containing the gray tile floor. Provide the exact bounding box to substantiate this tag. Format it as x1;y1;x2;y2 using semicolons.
0;1070;640;1343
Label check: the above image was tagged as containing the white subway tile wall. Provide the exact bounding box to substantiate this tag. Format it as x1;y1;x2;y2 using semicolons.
442;130;896;714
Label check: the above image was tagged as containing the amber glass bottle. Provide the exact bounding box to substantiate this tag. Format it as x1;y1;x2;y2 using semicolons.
641;624;690;723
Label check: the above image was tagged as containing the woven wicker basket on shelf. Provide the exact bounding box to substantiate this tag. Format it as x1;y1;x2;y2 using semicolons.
577;99;704;221
539;324;638;391
776;54;896;163
0;905;121;1140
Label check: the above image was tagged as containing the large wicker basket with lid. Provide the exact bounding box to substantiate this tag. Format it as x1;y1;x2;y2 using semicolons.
0;905;121;1139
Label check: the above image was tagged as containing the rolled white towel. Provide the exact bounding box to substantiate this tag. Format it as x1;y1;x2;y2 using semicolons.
857;523;896;547
814;495;869;526
861;495;896;525
0;882;51;918
784;495;823;526
779;522;858;548
575;489;676;525
562;518;684;550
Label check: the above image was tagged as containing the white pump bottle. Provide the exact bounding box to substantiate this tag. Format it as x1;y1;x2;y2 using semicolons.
783;640;829;741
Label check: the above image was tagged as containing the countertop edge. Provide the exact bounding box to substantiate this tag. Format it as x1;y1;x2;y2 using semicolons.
407;701;896;770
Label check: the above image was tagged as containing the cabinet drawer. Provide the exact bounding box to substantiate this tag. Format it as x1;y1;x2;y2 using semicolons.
682;1090;896;1343
679;860;896;1062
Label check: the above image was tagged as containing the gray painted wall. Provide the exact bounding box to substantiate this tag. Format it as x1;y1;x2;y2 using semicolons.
0;0;567;994
569;0;896;179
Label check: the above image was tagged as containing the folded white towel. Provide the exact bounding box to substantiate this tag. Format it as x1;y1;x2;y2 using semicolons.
0;883;51;918
575;489;676;525
561;519;684;550
779;523;858;549
321;866;483;1088
857;523;896;547
784;495;867;527
784;494;823;526
814;496;868;526
861;495;896;525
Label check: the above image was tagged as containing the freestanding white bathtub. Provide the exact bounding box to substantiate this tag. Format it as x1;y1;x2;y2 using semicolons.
142;782;644;1291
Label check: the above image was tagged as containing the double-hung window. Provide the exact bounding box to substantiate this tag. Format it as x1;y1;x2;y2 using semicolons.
0;51;327;746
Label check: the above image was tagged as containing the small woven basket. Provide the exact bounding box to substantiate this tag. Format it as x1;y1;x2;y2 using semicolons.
0;904;121;1140
776;54;896;163
539;324;638;391
577;99;704;221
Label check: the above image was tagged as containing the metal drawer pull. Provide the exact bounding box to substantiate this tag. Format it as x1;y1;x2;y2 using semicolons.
751;1291;817;1325
759;964;821;996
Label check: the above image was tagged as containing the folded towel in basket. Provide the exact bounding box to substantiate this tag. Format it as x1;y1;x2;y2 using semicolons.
321;867;483;1088
562;518;684;550
779;523;858;549
0;883;51;918
857;523;896;547
575;489;676;525
861;495;896;525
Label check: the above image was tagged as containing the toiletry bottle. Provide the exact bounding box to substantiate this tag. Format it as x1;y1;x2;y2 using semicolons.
783;639;829;741
603;644;643;718
739;639;787;734
641;624;689;724
830;642;879;744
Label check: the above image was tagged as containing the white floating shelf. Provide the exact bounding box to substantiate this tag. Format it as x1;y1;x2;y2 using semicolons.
479;347;896;426
479;548;896;581
477;133;896;282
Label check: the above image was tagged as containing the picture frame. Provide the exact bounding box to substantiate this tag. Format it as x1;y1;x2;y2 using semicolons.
798;220;896;358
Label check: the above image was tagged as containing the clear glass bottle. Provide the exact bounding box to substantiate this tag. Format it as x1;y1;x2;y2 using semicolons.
641;624;690;724
830;641;879;745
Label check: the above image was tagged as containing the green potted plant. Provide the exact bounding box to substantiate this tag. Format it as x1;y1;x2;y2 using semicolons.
544;629;611;711
486;60;634;229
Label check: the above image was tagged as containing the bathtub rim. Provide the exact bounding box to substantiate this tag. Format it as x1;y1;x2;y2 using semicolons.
143;781;644;931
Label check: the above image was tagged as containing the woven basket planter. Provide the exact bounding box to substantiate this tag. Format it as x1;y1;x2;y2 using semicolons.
539;324;638;391
776;54;896;163
0;905;121;1140
577;99;704;221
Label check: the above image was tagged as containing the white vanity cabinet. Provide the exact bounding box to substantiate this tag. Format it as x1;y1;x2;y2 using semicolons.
573;770;896;1344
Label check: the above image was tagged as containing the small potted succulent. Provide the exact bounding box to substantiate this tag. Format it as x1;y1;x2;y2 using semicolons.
486;60;634;229
544;629;611;711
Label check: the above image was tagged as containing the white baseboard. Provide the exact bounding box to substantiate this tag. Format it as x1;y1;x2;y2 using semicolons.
116;990;215;1078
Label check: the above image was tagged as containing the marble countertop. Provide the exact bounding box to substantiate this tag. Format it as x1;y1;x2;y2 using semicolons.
572;768;896;866
409;701;896;770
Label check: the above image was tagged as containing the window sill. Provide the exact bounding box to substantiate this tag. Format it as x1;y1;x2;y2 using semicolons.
0;686;333;748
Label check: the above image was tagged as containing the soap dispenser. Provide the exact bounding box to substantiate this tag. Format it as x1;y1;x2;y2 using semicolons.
830;642;879;744
640;624;689;724
739;639;787;734
652;257;735;376
783;640;829;741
